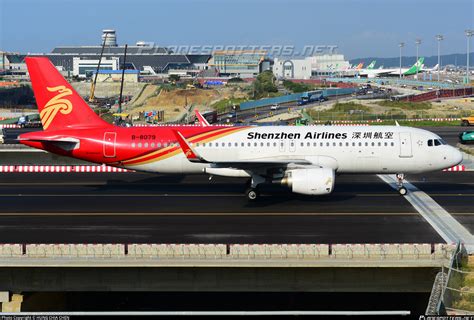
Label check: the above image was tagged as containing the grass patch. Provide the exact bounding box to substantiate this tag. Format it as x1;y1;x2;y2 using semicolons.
211;98;247;113
378;100;432;110
330;102;371;112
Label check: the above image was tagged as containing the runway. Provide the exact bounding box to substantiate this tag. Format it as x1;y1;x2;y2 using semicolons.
0;171;471;244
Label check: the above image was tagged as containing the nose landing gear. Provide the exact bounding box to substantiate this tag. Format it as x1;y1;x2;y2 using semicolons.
396;173;408;195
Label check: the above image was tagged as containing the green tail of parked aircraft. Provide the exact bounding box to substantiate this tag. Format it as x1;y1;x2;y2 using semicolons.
403;57;424;76
366;60;376;69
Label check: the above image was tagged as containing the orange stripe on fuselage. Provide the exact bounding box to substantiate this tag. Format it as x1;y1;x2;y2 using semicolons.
123;126;249;166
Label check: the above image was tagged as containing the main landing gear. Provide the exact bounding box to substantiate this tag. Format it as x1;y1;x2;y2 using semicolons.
245;175;265;201
396;173;408;196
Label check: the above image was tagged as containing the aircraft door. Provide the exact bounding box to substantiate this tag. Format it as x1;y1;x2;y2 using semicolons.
399;132;412;158
103;132;117;158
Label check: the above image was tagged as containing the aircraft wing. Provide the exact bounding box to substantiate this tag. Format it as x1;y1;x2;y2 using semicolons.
172;130;311;166
19;132;80;151
194;109;210;126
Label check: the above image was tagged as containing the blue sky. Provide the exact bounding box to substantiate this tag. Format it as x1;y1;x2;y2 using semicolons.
1;0;473;59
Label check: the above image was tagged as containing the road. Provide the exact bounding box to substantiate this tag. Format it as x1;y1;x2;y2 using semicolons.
0;171;472;244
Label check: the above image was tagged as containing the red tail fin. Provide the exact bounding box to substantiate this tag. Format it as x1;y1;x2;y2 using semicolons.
25;57;110;130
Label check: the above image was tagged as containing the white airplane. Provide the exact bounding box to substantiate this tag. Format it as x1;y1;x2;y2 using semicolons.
20;57;463;200
360;58;425;78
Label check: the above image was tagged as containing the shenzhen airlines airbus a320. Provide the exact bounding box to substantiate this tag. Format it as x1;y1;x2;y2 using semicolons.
20;57;462;200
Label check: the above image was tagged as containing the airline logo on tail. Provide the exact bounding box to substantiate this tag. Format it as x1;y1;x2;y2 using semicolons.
404;57;425;76
366;61;376;69
355;63;364;70
40;86;73;130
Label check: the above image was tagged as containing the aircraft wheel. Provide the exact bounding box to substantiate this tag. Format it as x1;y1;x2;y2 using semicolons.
246;188;259;201
398;187;408;196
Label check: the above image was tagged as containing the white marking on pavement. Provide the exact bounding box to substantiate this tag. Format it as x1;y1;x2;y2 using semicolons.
378;174;474;253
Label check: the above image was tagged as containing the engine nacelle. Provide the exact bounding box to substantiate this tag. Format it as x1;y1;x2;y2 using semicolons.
281;168;335;195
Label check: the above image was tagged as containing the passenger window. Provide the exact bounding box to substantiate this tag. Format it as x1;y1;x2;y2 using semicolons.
138;143;142;148
260;142;264;147
320;142;323;147
313;142;317;147
164;143;168;147
378;142;381;147
267;142;270;147
371;142;375;147
300;142;304;147
333;142;336;146
248;142;251;147
428;140;433;147
365;142;368;146
384;142;387;147
222;142;225;147
339;142;343;147
234;142;238;147
209;142;212;147
242;142;245;147
358;142;362;147
131;143;136;148
352;142;356;147
151;142;155;148
254;142;257;147
144;142;148;148
326;142;330;147
346;142;349;147
157;143;161;147
391;142;394;146
273;142;277;147
229;142;232;147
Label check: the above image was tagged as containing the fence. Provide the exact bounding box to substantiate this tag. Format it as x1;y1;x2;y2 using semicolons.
438;242;474;314
0;243;456;261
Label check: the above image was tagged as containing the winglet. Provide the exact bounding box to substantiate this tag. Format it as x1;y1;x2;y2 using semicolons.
195;109;210;127
172;130;208;163
395;120;400;127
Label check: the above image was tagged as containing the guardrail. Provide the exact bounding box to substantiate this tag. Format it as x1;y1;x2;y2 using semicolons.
0;243;456;260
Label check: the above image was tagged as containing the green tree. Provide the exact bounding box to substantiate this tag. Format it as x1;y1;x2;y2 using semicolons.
252;70;277;98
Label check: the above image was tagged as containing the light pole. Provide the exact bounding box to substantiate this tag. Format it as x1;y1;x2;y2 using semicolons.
465;30;473;84
399;42;404;79
415;39;422;79
435;34;444;82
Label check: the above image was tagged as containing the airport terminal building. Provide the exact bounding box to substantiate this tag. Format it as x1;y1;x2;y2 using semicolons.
1;30;212;78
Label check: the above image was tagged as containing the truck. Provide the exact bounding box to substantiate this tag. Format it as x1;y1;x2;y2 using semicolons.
461;115;474;126
297;91;326;106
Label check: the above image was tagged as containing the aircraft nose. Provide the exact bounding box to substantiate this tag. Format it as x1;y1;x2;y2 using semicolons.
449;146;463;167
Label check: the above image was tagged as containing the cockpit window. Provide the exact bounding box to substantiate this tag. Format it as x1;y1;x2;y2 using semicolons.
428;139;446;147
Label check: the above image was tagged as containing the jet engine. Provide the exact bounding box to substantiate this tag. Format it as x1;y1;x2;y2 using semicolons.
280;168;335;195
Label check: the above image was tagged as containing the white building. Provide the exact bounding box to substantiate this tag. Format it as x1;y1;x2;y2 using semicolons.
73;57;119;78
273;54;351;79
273;58;312;79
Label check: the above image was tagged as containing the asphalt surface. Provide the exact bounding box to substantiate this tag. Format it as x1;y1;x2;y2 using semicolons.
0;171;472;244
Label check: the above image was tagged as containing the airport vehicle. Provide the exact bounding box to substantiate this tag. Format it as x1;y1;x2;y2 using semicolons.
461;115;474;126
19;57;463;200
459;131;474;144
270;104;279;111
